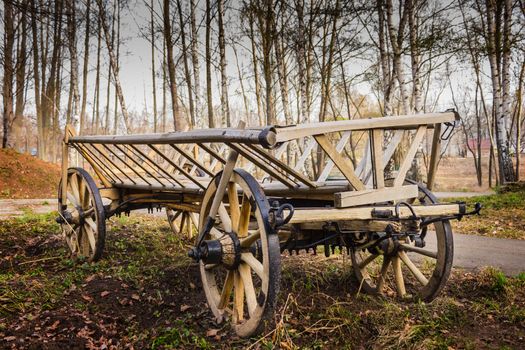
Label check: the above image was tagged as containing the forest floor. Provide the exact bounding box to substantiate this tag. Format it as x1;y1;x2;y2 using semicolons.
0;149;60;199
1;213;524;349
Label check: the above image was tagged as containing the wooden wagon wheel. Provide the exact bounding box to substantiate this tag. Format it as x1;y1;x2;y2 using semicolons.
57;167;106;262
166;208;198;238
350;181;453;302
199;169;280;337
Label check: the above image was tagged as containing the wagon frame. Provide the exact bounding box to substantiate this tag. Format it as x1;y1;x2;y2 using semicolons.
56;111;479;337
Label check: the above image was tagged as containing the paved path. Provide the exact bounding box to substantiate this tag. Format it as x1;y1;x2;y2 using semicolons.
425;233;525;276
1;197;523;275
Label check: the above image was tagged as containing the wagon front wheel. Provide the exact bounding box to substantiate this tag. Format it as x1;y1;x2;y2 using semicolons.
350;182;453;302
57;167;106;262
166;208;198;238
198;169;280;337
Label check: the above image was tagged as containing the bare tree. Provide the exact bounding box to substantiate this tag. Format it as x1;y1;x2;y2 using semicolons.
2;0;15;148
217;0;231;126
80;0;92;134
163;0;185;130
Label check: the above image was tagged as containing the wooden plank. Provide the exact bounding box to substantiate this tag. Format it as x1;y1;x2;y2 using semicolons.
228;143;297;188
247;144;316;187
426;123;442;191
288;203;461;223
275;112;457;143
370;129;384;188
317;131;351;182
355;136;371;178
171;144;215;177
314;134;366;191
334;185;418;208
293;137;316;172
393;126;427;187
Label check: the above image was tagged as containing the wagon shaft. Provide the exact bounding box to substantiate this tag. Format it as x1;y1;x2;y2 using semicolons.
57;110;482;338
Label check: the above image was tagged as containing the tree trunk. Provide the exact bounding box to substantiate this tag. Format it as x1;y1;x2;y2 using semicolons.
113;0;121;134
80;0;91;134
218;0;231;127
67;1;81;131
31;0;44;157
176;0;196;129
15;1;28;130
97;0;131;133
150;0;158;132
164;0;185;131
248;13;263;126
205;0;214;128
93;14;102;134
2;0;15;148
190;0;201;126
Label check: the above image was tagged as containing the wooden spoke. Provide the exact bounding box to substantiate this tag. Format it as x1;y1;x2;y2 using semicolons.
237;195;251;237
400;244;437;259
210;227;224;240
241;253;263;279
240;230;260;248
399;251;429;285
358;253;378;270
392;256;406;297
84;220;97;252
218;203;232;232
69;173;81;205
376;257;392;292
239;263;257;317
218;270;234;309
233;271;245;322
228;182;240;230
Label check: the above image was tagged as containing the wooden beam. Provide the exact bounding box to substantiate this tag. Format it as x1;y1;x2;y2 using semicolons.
334;185;418;208
393;126;427;187
275;112;457;143
317;131;351;182
289;203;462;223
314;134;366;191
426;123;442;191
293;137;316;172
370;129;384;188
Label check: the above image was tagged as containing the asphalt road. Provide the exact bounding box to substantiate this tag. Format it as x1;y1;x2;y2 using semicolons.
1;197;523;275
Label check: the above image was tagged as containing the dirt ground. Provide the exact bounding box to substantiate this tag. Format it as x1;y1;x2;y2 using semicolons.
1;214;523;349
432;154;525;192
0;149;60;199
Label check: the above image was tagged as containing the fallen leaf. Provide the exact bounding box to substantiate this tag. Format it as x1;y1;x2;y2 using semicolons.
100;291;110;297
180;304;191;312
85;274;97;283
131;294;140;301
49;320;60;330
189;282;196;289
4;336;16;342
206;329;219;337
82;295;93;302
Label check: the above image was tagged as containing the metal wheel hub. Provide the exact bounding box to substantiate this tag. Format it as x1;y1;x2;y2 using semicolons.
199;232;242;269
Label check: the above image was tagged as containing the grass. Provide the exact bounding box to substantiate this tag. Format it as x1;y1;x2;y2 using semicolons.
446;187;525;239
0;212;524;349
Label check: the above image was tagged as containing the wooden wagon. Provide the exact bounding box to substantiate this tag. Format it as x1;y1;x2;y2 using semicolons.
56;111;480;337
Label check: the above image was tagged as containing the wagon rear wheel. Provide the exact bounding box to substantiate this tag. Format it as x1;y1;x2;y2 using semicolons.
199;169;280;337
166;208;198;238
57;167;106;262
350;182;453;302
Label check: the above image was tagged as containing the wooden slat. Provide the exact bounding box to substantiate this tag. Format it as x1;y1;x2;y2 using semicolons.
228;143;297;188
314;134;366;191
293;137;316;172
334;185;418;208
393;126;427;187
247;144;316;188
426;123;442;191
370;129;384;188
317;131;351;182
